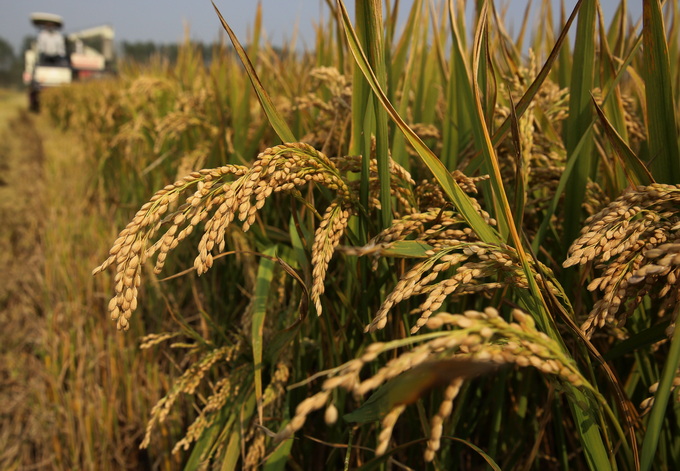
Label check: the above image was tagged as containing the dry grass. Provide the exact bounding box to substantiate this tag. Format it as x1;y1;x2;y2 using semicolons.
0;99;50;468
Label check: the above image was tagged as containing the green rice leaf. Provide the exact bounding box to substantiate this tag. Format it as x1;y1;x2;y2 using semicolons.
219;393;256;471
212;2;296;143
389;0;422;102
253;247;277;425
445;0;476;168
490;0;585;149
562;0;596;248
219;428;241;471
362;0;392;229
344;359;496;423
337;0;499;244
640;314;680;471
263;421;294;471
642;0;680;183
183;409;231;471
381;240;433;258
592;96;654;186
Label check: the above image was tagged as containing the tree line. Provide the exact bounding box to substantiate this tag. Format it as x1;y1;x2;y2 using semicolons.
0;35;246;88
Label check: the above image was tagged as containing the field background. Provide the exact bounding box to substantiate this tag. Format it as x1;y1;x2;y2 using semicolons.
2;0;680;470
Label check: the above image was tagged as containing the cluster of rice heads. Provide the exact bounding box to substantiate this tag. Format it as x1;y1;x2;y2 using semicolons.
43;41;307;209
275;307;586;462
564;183;680;336
139;333;292;467
93;142;416;329
475;55;570;238
294;67;353;156
48;0;680;468
93;132;581;463
365;239;560;335
344;198;562;336
85;27;600;471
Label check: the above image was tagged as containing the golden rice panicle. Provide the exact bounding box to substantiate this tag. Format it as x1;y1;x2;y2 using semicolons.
277;307;584;460
311;200;352;315
92;177;198;330
563;184;680;336
564;184;680;268
351;210;487;331
140;344;238;449
153;88;218;154
583;180;611;217
139;331;181;349
273;390;332;442
95;142;357;329
296;67;352;155
148;334;288;459
375;404;407;456
409;271;503;334
423;308;584;387
633;242;680;324
333;154;416;216
412;172;495;224
424;378;464;462
639;368;680;413
591;87;646;145
365;248;471;333
261;361;291;411
194;143;352;275
158;165;248;274
415;178;448;209
243;431;267;471
92;165;247;330
369;209;473;247
366;240;558;334
364;251;462;332
172;377;233;453
170;363;291;464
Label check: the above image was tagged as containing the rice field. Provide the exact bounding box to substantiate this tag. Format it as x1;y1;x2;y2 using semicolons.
4;0;680;469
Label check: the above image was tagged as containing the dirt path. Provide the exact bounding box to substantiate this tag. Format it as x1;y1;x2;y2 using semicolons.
0;90;53;467
0;89;166;470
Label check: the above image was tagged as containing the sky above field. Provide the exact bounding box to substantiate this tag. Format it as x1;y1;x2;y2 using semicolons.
2;1;643;54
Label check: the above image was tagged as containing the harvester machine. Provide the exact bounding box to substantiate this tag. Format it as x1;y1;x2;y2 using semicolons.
24;12;115;111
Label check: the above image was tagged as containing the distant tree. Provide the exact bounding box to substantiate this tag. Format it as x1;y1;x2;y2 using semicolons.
0;37;15;71
120;41;181;64
121;41;158;63
119;40;234;66
21;36;36;54
0;36;21;87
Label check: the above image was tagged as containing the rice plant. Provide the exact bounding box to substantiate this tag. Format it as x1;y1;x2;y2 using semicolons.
33;0;680;469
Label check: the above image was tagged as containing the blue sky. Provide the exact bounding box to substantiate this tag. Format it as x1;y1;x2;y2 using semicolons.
2;1;643;54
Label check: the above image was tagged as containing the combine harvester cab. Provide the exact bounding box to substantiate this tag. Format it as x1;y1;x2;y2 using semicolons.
68;24;116;81
24;12;115;112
